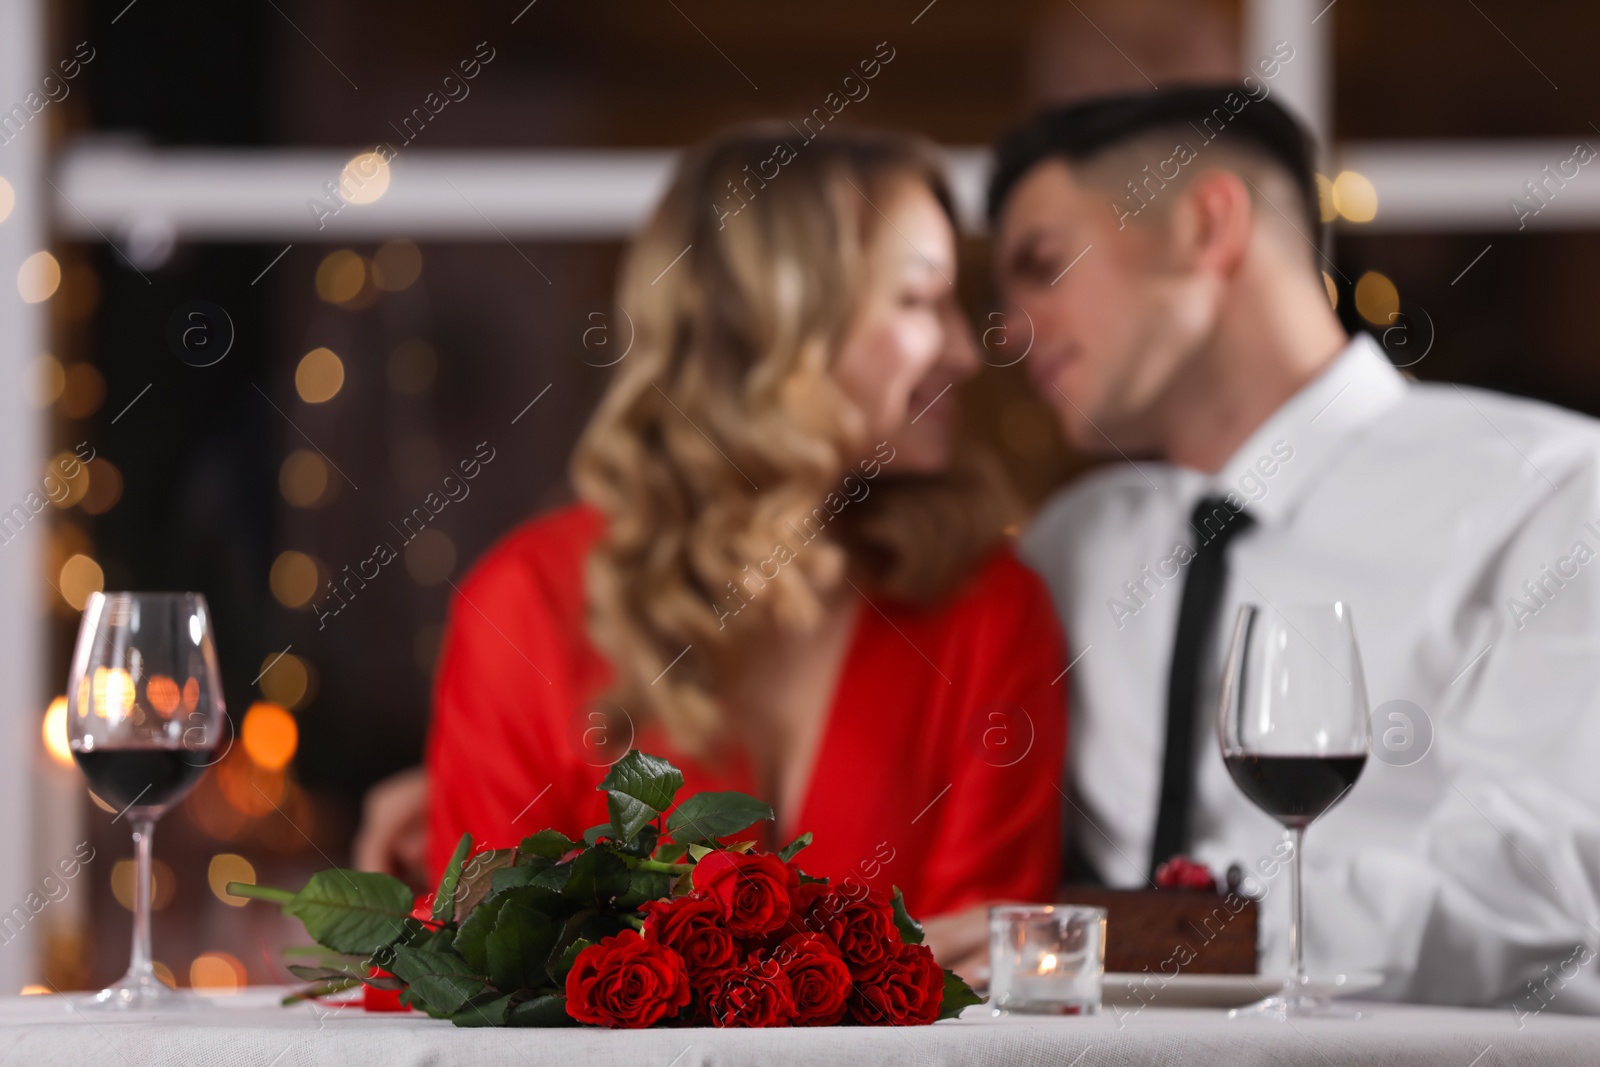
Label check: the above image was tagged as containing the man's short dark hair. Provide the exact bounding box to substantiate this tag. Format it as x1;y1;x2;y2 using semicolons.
987;84;1321;236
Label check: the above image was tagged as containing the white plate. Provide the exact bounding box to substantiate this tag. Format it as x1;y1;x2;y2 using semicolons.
1102;971;1383;1009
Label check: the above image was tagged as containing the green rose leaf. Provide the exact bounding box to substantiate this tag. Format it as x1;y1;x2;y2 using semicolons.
286;962;366;984
453;894;511;975
390;946;492;1015
889;886;924;946
777;832;813;863
617;823;660;859
614;867;675;910
506;993;578;1027
518;829;575;863
283;869;414;955
665;791;773;844
490;862;547;892
432;833;474;924
597;751;683;814
450;993;512;1028
560;847;632;905
485;898;557;993
606;791;659;844
938;968;985;1020
455;848;517;919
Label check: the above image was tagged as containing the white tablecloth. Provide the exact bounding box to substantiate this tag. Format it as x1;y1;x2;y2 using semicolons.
1;988;1593;1066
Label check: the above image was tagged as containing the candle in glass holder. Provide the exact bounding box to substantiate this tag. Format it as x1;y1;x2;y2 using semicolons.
988;904;1106;1016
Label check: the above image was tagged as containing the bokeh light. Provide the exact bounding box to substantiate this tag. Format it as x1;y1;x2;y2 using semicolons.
1332;170;1378;223
0;177;13;223
91;667;136;722
207;854;256;906
152;962;177;989
217;748;284;816
47;451;90;509
81;458;123;516
338;151;391;205
314;251;365;305
42;696;71;768
17;250;60;303
27;354;65;408
18;985;49;995
269;550;320;608
59;554;104;610
242;701;298;771
1355;270;1400;325
259;651;315;710
145;674;181;717
111;857;175;911
1314;173;1337;224
295;347;345;404
279;450;333;508
190;951;246;995
372;238;422;290
60;363;106;420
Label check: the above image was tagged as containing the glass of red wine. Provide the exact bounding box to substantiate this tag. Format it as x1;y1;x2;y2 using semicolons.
1217;601;1369;1020
67;592;225;1010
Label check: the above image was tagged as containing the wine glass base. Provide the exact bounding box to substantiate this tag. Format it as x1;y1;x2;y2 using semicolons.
73;972;209;1012
1228;990;1362;1021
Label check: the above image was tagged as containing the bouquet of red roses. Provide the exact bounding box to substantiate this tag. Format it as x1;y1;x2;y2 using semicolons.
232;751;982;1028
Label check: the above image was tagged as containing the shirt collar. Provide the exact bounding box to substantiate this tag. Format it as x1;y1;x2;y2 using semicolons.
1205;333;1407;528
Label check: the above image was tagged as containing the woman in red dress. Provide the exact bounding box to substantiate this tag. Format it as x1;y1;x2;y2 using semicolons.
423;126;1066;975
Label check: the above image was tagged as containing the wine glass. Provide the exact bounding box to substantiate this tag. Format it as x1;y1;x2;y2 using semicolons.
67;592;226;1010
1216;601;1369;1020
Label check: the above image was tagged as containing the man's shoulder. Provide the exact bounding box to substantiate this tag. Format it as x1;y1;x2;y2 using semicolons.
1406;380;1600;439
1369;381;1600;486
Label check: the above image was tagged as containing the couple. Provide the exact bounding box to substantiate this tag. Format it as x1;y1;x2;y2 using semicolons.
365;84;1600;1010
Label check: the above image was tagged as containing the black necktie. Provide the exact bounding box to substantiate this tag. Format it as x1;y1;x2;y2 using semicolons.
1149;494;1255;879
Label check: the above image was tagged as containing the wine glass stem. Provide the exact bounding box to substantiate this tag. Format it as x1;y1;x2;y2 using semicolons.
1286;825;1306;993
129;817;155;980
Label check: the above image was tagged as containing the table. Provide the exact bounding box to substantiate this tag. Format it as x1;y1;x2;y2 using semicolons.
1;988;1594;1066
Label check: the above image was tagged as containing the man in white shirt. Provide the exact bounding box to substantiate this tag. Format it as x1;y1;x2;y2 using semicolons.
991;85;1600;1013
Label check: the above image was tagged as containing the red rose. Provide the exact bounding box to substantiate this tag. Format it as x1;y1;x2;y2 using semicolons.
691;851;793;937
776;880;830;939
805;887;900;975
641;895;738;976
565;932;692;1028
701;953;796;1027
773;934;852;1026
850;942;944;1026
1154;856;1218;892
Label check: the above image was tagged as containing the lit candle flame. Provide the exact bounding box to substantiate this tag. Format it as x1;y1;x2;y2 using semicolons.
1039;952;1058;975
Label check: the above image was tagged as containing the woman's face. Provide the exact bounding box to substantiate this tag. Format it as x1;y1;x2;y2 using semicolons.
831;179;978;474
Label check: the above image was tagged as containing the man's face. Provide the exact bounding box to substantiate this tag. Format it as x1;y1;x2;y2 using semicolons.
995;159;1215;455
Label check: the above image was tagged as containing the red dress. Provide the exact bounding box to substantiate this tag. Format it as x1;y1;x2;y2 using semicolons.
425;504;1067;918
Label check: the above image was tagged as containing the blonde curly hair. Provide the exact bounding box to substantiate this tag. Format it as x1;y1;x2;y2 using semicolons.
571;124;1018;758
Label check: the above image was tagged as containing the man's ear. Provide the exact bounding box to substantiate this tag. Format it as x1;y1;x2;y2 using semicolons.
1170;169;1254;278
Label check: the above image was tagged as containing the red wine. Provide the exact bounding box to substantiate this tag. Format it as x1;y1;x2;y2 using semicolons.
72;748;213;812
1223;754;1365;828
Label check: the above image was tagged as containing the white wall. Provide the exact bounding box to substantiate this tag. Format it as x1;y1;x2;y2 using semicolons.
0;0;47;994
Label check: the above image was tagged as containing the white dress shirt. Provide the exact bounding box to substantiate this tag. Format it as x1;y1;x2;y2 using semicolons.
1022;333;1600;1011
